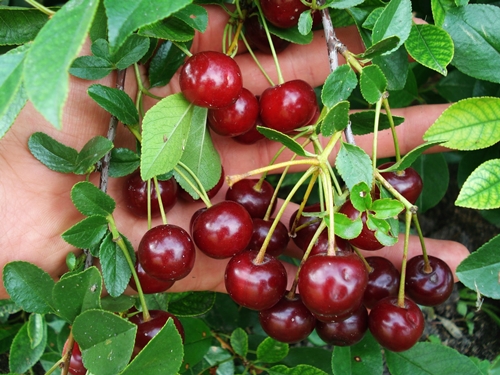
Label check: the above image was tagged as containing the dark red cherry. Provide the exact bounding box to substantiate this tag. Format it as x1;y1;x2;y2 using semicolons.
309;232;353;256
123;170;178;218
260;0;310;28
179;167;225;203
316;304;368;346
190;207;206;234
246;218;289;257
179;51;242;109
260;80;317;133
192;200;253;259
368;296;424;352
405;255;454;307
339;200;384;251
289;203;322;250
312;301;362;323
138;224;195;281
244;14;290;54
259;294;316;343
298;253;368;317
363;256;400;309
225;250;287;310
225;179;276;219
129;261;174;294
379;162;423;204
64;341;86;375
233;114;266;144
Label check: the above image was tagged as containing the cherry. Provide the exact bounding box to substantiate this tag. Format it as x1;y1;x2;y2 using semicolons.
246;218;289;257
259;294;316;343
363;256;400;309
233;114;266;144
312;302;362;323
315;304;368;346
368;296;424;352
123;170;178;218
129;261;174;294
289;203;322;250
244;14;290;54
379;162;423;204
192;200;253;259
405;255;454;307
260;0;310;29
339;200;384;251
225;250;287;310
138;224;195;281
298;253;368;317
260;80;317;133
309;232;353;257
179;51;242;109
64;341;86;375
179;167;225;203
225;179;276;219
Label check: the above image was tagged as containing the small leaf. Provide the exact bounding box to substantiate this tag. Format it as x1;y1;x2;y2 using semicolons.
456;159;500;209
350;182;372;212
298;10;313;35
69;55;114;80
371;199;405;219
333;212;363;240
321;65;358;107
360;65;387;104
100;232;133;298
71;181;116;217
321;101;350;136
3;261;54;314
335;142;373;191
27;313;44;349
332;332;383;375
167;292;216;317
267;22;313;45
258;127;316;157
109;148;140;178
268;364;328;375
148;40;188;88
173;4;208;33
88;84;139;125
0;7;48;45
423;97;500;150
74;135;114;175
138;17;194;42
28;132;78;173
381;141;443;172
257;337;289;363
110;33;150;70
356;36;401;59
350;111;405;135
61;215;109;248
367;215;398;246
231;328;248;357
372;0;412;53
9;321;47;374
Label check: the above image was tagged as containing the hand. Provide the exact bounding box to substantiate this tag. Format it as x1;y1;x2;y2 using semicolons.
0;5;468;299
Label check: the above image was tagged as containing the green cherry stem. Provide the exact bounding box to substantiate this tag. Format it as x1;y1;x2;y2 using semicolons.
173;42;193;57
288;169;320;237
25;0;55;16
147;178;152;230
319;166;336;256
153;177;168;225
240;32;275;86
398;209;413;308
382;98;401;162
174;162;212;208
371;97;384;175
374;170;416;213
133;63;164;101
412;213;432;273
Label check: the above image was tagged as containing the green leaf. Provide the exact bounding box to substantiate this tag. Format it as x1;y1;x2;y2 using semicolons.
336;142;373;191
371;198;405;218
0;7;48;45
268;364;328;375
75;136;113;175
334;212;363;240
350;182;372;212
100;232;132;298
258;127;315;157
104;0;191;50
23;0;99;129
431;0;455;27
138;16;195;42
386;342;483;375
179;317;212;373
360;65;387;104
367;215;398;246
372;45;409;91
456;159;500;209
167;292;216;317
423;97;500;150
350;111;405;135
329;0;366;9
109;147;140;178
69;55;114;80
89;0;108;42
88;84;139;125
436;69;500;103
257;337;289;363
0;44;28;139
141;93;193;180
280;347;332;374
405;24;453;76
357;36;401;59
378;141;442;172
148;40;188;88
3;261;54;314
361;7;384;30
52;267;102;323
413;153;449;213
443;5;500;84
332;332;383;375
121;318;184;375
61;215;109;248
27;313;45;349
111;33;150;70
322;101;350;136
321;65;358;107
73;310;136;375
372;0;412;53
231;328;248;357
28;132;78;173
457;233;500;299
298;10;313;35
173;4;208;33
100;295;136;312
268;22;313;45
71;181;116;217
388;68;418;108
9;321;47;374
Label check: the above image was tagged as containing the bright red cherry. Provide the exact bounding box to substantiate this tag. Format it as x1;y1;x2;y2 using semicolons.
316;304;368;346
179;51;242;109
260;0;310;28
259;294;316;343
368;296;424;352
225;250;287;310
138;224;195;281
339;200;384;251
363;256;400;309
192;200;253;259
246;218;289;257
405;255;454;307
260;80;317;133
244;15;290;54
129;261;175;294
225;179;276;219
379;162;423;204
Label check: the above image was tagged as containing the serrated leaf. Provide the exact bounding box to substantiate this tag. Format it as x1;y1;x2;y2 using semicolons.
73;310;136;375
75;135;114;175
336;142;373;190
167;292;216;317
362;7;384;30
3;261;54;314
52;267;102;323
380;141;443;172
257;337;289;363
423;97;500;150
109;147;140;178
350;111;405;135
258;126;315;157
141;93;193;180
231;328;248;357
456;159;500;209
24;0;99;129
69;55;114;80
268;22;313;45
0;7;48;45
268;364;328;375
148;40;188;88
27;313;44;349
298;10;313;35
173;4;208;32
332;332;383;375
371;198;405;218
372;0;412;54
139;17;195;42
88;84;139;125
357;36;400;59
28;132;78;173
360;65;387;104
443;5;500;84
329;0;366;9
405;24;453;76
372;45;409;91
71;181;116;217
61;215;109;248
321;65;358;107
367;215;398;246
100;232;133;298
350;182;372;211
111;33;150;70
105;0;191;50
9;321;47;374
322;100;350;136
456;234;500;299
334;212;363;239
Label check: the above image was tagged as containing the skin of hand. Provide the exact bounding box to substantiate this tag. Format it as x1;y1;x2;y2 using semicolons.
0;6;468;299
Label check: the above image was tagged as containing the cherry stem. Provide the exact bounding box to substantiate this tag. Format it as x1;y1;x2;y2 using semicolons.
397;209;413;308
25;0;54;16
226;10;246;57
60;330;75;375
147;178;152;230
353;246;374;273
240;32;275;86
382;98;401;162
374;170;416;213
319;166;336;256
153;177;168;225
289;171;320;238
371;97;384;178
412;214;432;273
172;41;192;57
133;63;163;100
174;163;212;208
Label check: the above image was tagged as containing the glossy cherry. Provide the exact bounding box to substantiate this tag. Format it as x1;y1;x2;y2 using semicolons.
123;170;178;218
379;162;423;204
208;88;259;137
259;294;316;343
316;304;368;346
233;114;265;144
309;232;353;256
405;255;454;307
247;218;289;257
192;200;253;259
363;256;400;309
179;51;242;109
368;296;425;352
244;14;290;54
298;253;368;317
260;80;317;133
339;200;384;251
225;178;276;219
260;0;310;28
289;203;322;250
129;261;175;294
179;167;225;203
138;224;195;281
225;250;287;310
64;341;86;375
